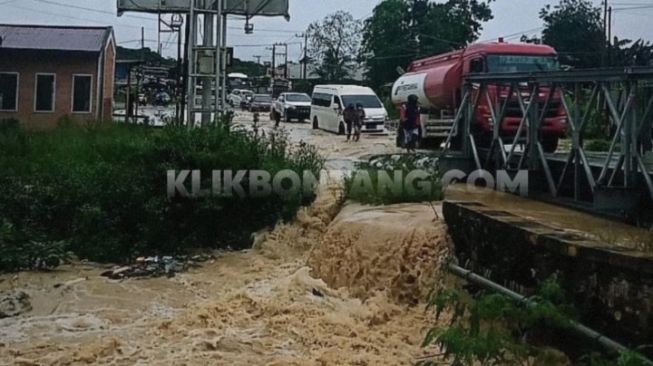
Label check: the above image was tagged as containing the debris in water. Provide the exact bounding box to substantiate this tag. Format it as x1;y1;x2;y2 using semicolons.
312;288;324;297
101;254;214;280
0;290;32;318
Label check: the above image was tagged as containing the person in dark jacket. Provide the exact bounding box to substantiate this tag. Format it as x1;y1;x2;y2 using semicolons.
272;108;281;128
400;94;421;153
354;103;366;142
343;103;357;141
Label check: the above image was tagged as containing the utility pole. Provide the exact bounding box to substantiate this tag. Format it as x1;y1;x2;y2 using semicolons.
603;0;608;67
176;16;183;123
608;6;612;66
283;43;288;79
220;10;227;114
303;33;308;80
296;33;308;80
181;13;190;125
270;43;288;79
135;27;145;124
158;12;161;55
271;43;277;78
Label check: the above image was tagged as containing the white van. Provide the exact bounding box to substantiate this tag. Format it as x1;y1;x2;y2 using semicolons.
310;85;388;134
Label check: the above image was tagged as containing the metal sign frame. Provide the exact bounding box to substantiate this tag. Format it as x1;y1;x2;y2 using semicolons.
117;0;290;17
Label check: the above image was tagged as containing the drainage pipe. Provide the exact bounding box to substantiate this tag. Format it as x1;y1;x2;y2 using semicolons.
448;263;652;364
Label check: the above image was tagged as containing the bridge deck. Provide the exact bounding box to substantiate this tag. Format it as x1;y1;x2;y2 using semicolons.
445;184;653;259
546;150;653;173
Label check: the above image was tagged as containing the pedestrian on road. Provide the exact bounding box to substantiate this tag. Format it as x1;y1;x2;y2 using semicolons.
272;108;281;128
400;94;421;153
343;103;357;142
354;103;366;142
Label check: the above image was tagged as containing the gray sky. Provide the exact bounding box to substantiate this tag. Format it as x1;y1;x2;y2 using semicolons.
1;0;652;62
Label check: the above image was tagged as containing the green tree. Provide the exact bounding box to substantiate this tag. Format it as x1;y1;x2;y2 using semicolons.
362;0;494;90
540;0;605;69
610;37;653;67
360;0;413;90
306;11;362;82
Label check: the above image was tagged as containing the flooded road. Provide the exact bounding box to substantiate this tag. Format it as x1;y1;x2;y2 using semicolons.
0;113;451;365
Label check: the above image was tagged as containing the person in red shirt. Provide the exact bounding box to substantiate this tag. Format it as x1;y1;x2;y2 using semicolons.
399;94;421;152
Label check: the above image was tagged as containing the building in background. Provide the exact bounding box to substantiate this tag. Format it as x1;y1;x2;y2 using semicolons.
0;24;115;129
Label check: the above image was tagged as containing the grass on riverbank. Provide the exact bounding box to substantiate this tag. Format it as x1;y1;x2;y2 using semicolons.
344;154;442;205
0;119;324;271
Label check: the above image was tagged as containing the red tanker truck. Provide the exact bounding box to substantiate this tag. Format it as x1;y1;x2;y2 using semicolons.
391;40;568;152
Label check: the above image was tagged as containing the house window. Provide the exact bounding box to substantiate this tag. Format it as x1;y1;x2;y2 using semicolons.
72;75;92;113
0;73;18;111
34;73;55;112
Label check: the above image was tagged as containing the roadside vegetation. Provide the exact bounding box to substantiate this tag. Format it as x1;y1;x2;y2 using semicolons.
420;276;651;366
0;118;324;271
344;154;442;204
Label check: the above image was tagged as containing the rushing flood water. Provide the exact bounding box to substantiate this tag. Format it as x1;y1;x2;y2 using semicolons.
0;113;451;365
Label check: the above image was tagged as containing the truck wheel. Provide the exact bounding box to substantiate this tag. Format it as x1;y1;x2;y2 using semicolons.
285;113;291;123
338;122;345;135
313;117;319;130
541;137;559;153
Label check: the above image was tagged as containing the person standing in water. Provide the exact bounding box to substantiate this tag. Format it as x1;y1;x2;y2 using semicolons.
272;108;281;128
354;103;366;142
400;95;421;153
343;103;357;142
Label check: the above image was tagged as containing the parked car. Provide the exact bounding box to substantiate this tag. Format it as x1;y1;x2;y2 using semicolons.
155;91;171;106
248;94;273;112
273;92;312;122
227;89;254;108
240;91;254;110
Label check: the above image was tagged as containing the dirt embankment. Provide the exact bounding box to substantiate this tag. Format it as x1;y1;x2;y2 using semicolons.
1;176;452;366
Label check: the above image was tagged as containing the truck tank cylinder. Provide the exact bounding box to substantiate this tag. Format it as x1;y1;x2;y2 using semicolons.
391;60;462;110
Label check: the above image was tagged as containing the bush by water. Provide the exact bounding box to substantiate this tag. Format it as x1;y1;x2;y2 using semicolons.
0;120;324;270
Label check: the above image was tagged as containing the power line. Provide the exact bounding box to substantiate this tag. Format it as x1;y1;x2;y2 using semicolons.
5;2;151;29
230;41;301;48
31;0;154;20
613;5;653;10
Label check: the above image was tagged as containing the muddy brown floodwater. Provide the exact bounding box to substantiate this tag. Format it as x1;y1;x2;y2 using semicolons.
0;113;452;365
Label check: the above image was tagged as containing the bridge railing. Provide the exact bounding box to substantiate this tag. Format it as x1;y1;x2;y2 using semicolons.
442;67;653;217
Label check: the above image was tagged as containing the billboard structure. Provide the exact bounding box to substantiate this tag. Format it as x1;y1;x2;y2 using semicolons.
117;0;290;126
117;0;289;18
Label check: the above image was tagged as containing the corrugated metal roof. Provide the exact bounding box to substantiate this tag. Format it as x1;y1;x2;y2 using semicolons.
0;24;112;52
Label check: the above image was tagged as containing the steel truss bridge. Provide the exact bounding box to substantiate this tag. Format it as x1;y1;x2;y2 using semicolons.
440;67;653;226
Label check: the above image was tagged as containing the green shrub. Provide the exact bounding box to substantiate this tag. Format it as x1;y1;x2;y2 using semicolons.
420;277;575;366
585;139;613;152
344;154;441;205
0;122;324;269
420;276;650;366
0;220;68;272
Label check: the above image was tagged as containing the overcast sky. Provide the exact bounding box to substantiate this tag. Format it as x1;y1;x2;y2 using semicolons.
1;0;652;62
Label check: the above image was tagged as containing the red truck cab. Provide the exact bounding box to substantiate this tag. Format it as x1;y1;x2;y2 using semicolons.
392;41;568;152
